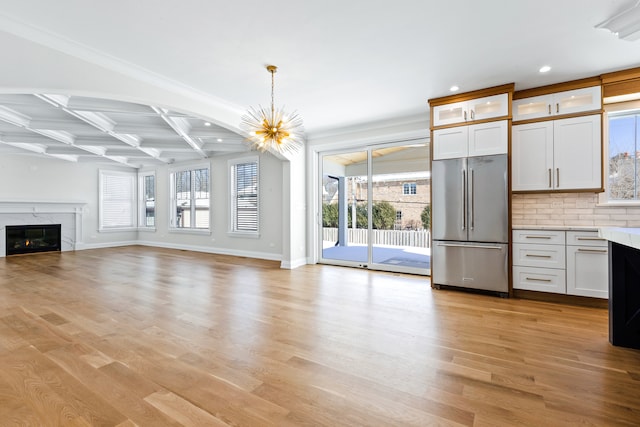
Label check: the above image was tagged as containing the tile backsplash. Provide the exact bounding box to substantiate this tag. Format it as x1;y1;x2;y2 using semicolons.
512;193;640;227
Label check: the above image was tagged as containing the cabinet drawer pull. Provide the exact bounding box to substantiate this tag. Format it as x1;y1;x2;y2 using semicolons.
556;103;559;114
464;110;467;121
470;110;475;120
576;237;604;241
548;104;551;115
524;235;552;239
525;254;552;258
577;248;607;253
525;277;552;282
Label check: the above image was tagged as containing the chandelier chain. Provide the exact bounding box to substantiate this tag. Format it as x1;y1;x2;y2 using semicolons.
271;68;275;120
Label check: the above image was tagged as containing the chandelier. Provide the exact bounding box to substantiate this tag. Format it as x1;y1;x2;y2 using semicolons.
241;65;304;155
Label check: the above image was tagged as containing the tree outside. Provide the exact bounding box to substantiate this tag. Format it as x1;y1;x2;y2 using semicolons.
421;204;431;230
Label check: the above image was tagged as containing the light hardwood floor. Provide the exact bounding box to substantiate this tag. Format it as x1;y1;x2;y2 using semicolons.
0;246;639;426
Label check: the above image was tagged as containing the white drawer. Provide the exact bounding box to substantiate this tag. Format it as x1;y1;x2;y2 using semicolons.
513;229;565;245
566;231;607;247
513;243;566;269
513;266;566;294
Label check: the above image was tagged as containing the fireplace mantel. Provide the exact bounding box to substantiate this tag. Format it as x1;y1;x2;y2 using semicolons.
0;201;86;214
0;201;86;257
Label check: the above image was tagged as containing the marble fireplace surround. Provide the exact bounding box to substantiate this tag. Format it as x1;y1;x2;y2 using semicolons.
0;201;85;257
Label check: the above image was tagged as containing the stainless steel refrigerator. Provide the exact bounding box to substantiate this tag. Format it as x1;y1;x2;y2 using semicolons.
432;154;509;294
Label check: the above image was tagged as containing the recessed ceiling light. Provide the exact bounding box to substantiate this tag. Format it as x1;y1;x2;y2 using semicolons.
450;85;460;92
217;138;223;142
539;65;551;73
204;122;211;126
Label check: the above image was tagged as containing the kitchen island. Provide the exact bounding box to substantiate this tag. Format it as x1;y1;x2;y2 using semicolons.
598;227;640;350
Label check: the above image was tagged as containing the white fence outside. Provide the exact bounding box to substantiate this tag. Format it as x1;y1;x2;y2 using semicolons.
323;228;430;248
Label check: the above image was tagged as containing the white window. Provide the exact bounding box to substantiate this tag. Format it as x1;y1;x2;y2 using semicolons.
170;164;210;230
403;183;417;195
230;157;259;235
99;170;136;230
601;100;640;205
139;172;155;228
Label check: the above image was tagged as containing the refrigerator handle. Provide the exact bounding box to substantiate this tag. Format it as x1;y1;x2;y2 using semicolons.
461;169;466;230
470;169;474;230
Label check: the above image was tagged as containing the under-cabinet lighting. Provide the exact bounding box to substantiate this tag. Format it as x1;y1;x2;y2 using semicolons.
449;85;459;92
539;65;551;73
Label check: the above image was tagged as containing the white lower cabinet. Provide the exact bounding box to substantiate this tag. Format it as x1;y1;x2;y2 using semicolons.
566;231;609;298
512;230;566;294
513;229;608;299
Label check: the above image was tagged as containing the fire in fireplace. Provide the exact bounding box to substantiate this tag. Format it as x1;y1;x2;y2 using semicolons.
6;224;62;256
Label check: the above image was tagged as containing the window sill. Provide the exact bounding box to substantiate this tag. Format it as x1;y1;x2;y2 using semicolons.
137;227;157;232
227;231;260;239
168;228;211;236
99;227;137;233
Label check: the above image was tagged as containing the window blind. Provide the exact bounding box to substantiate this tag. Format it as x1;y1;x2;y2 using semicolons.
234;162;258;232
101;171;135;228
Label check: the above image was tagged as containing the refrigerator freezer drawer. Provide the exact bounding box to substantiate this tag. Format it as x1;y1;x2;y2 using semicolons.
432;241;508;293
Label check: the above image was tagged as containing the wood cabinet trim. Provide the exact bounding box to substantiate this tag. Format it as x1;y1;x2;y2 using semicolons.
601;66;640;84
513;77;602;100
512;109;603;126
428;83;515;107
431;115;512;131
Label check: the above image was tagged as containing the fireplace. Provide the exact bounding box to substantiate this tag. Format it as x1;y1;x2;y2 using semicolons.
6;224;62;256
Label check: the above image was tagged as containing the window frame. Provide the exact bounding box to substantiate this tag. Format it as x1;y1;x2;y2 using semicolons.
138;171;156;231
168;161;211;234
228;156;260;238
98;169;137;232
403;182;417;195
599;100;640;206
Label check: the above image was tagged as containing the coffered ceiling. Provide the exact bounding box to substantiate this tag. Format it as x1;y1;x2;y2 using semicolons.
0;0;639;168
0;94;245;168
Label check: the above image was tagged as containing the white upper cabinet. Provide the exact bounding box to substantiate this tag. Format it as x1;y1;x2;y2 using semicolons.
433;93;509;127
512;121;554;191
434;120;508;160
512;115;601;191
468;120;508;157
512;86;601;122
432;126;468;160
553;115;602;190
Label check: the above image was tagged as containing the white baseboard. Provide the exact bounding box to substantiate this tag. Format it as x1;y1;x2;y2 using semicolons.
135;240;282;262
74;241;138;251
280;257;308;269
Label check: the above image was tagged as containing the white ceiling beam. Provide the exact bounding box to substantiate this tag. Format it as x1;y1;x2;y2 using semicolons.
152;106;207;158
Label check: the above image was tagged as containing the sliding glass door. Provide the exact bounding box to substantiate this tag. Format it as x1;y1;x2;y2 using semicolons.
319;142;430;275
321;149;369;265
